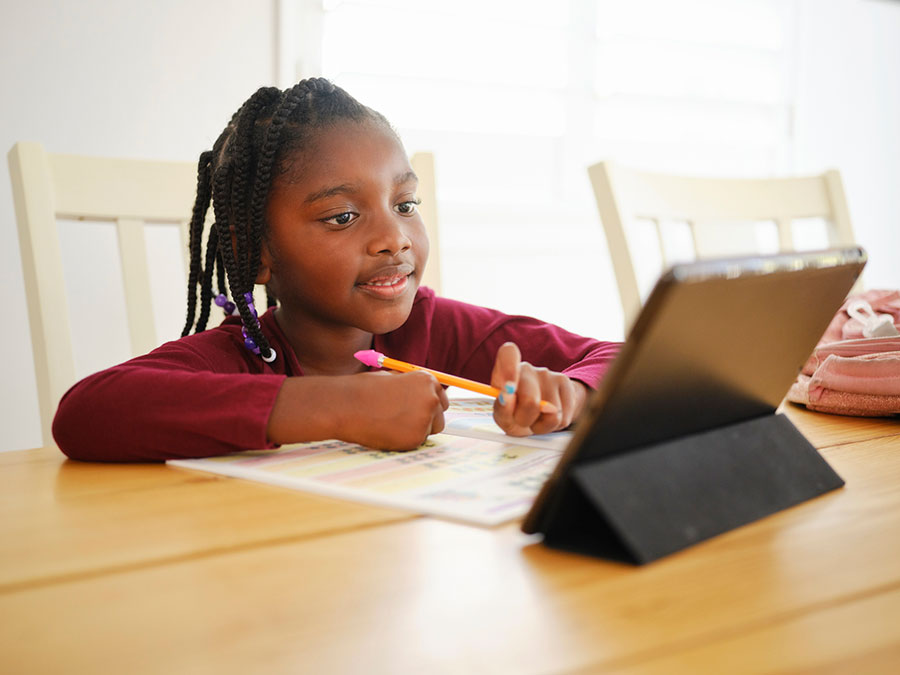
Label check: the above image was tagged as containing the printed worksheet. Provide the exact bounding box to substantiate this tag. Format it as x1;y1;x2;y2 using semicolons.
169;402;566;526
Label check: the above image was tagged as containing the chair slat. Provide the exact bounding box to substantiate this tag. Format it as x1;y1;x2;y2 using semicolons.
49;154;197;222
776;217;795;251
116;218;158;355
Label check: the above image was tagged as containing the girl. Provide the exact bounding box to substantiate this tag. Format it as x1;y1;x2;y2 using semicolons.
53;79;619;462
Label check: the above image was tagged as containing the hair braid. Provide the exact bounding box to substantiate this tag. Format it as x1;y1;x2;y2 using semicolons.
230;88;280;284
181;151;214;337
215;249;226;297
195;225;220;332
210;159;275;359
210;165;240;302
246;83;310;274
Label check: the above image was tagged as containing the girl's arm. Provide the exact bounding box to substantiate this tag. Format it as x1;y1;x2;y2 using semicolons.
54;335;450;463
267;370;448;451
53;344;286;462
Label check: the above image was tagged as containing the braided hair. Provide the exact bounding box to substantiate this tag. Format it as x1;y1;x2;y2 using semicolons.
181;79;390;361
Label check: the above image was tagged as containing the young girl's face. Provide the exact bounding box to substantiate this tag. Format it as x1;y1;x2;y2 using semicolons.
261;119;429;337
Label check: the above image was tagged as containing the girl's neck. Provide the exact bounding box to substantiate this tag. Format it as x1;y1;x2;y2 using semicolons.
272;308;371;376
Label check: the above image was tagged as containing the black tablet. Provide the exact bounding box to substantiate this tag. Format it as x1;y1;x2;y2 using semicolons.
522;247;867;543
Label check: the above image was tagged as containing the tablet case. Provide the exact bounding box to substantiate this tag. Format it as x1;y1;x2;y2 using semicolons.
524;248;866;564
539;414;842;564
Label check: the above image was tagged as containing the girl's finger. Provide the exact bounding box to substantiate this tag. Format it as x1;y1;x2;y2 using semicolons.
512;364;543;429
491;342;521;393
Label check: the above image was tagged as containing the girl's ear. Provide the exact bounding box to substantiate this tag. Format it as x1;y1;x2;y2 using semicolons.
255;241;273;285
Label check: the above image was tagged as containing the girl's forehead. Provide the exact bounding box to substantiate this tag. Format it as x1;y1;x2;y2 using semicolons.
279;120;407;183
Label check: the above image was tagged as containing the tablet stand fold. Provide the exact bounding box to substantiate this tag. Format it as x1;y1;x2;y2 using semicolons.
540;413;844;565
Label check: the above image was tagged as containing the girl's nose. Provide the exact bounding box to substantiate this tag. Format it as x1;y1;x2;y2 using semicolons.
368;211;412;256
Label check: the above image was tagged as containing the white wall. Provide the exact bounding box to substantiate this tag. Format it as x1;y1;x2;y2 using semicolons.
792;0;900;289
0;0;277;451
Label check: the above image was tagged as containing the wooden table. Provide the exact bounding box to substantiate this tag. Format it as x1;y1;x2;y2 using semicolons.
2;405;899;674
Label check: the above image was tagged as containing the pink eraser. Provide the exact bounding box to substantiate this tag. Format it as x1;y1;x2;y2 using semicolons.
354;349;384;368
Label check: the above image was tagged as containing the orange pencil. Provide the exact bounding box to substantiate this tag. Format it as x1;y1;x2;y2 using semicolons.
354;349;558;414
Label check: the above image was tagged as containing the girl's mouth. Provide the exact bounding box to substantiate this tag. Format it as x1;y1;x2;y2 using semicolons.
357;268;414;299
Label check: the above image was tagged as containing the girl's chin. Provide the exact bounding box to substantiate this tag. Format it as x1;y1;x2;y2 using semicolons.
361;298;416;335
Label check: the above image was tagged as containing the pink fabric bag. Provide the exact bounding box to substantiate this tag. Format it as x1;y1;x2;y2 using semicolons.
787;290;900;417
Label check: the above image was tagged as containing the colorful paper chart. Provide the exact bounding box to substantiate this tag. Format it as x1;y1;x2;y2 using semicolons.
168;400;568;526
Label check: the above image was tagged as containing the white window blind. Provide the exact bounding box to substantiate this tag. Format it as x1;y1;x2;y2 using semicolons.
299;0;798;339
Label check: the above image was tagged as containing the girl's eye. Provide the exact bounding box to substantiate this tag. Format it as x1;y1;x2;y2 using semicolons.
322;212;357;228
395;199;421;216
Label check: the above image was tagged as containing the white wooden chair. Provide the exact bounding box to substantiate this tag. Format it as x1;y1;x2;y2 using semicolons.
9;142;199;447
9;142;442;448
588;160;858;330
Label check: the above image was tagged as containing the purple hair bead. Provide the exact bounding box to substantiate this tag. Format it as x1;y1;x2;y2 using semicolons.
215;293;240;316
221;290;274;362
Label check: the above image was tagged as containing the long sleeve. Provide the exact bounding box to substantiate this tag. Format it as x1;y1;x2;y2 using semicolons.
53;317;287;463
377;288;620;390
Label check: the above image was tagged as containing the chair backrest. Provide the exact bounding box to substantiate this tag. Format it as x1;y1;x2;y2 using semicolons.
9;142;443;448
410;151;441;294
588;160;857;329
9;141;199;446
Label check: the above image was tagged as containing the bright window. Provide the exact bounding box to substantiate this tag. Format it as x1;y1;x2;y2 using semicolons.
295;0;797;339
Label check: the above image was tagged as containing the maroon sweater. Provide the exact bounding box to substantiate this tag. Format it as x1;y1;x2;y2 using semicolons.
53;287;619;462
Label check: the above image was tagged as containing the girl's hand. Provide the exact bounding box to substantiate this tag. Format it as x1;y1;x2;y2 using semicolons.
490;342;589;436
268;370;449;451
341;371;449;450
